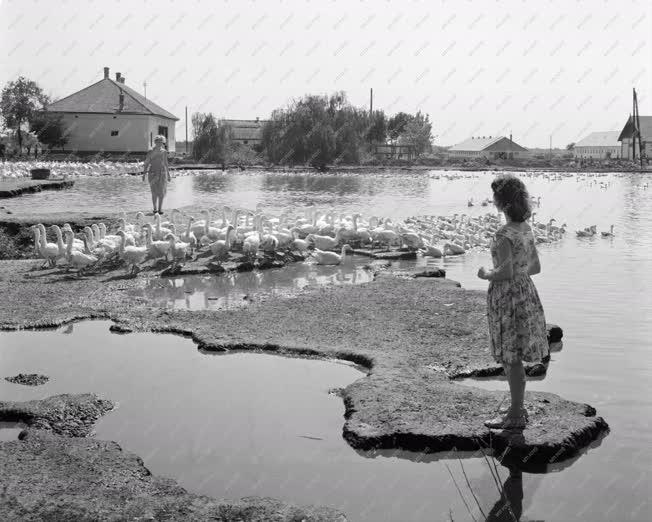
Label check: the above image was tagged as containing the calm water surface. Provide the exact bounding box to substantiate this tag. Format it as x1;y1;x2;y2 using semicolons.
2;169;651;521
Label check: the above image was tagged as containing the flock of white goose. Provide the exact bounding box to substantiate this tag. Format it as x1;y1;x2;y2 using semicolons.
1;161;136;178
29;201;576;276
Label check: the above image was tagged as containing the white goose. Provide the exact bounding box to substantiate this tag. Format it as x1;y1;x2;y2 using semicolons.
64;230;97;275
35;224;62;267
601;225;615;237
166;234;190;264
209;225;235;259
142;224;171;258
116;230;148;275
311;245;353;265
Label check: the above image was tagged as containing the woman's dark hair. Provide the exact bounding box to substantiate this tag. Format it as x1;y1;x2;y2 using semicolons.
491;174;532;222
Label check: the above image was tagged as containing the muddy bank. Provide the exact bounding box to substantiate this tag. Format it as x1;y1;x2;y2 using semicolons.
0;178;75;198
0;428;346;521
4;373;49;386
0;260;607;468
0;393;113;437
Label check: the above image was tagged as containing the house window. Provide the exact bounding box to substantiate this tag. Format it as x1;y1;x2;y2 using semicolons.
244;140;248;144
111;130;119;136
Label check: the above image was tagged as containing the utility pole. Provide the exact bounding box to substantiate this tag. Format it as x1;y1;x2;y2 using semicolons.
370;88;373;117
549;134;552;160
185;106;189;155
633;87;643;168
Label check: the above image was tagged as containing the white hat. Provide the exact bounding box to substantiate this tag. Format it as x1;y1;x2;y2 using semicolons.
154;135;166;144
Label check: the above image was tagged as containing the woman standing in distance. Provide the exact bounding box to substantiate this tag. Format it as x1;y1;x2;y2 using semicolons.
142;135;171;215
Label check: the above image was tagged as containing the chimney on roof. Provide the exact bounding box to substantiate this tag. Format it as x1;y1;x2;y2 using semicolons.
119;75;125;84
510;133;512;142
118;88;124;111
115;72;121;82
104;67;109;79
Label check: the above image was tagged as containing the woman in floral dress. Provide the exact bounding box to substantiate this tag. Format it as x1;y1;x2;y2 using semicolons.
142;135;171;215
477;174;549;429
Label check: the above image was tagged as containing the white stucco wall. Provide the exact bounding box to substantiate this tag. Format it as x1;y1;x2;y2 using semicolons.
620;138;652;160
574;146;620;159
146;116;176;152
54;113;176;153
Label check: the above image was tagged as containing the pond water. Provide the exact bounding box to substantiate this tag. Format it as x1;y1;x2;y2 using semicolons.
130;256;377;310
2;169;652;521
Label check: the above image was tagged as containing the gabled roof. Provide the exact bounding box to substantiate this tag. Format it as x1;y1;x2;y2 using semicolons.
47;78;178;120
448;136;528;152
575;131;620;148
219;119;267;141
618;115;652;141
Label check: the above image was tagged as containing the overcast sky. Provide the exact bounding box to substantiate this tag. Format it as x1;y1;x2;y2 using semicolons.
1;0;651;147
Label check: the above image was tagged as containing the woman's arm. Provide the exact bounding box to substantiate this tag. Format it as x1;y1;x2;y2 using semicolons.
528;242;541;275
164;150;170;180
486;236;513;281
142;151;151;180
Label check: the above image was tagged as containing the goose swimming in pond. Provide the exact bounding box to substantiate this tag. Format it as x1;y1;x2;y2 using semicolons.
601;224;615;237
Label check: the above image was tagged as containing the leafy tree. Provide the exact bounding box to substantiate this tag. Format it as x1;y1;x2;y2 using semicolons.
0;77;49;154
566;142;575;150
387;112;414;143
30;112;68;151
399;111;433;157
191;113;232;163
365;110;387;143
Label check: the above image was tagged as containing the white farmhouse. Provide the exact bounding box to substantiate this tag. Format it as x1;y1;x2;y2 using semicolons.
46;67;178;153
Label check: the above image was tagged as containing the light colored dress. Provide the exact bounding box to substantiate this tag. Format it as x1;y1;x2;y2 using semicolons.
487;223;548;364
145;148;168;198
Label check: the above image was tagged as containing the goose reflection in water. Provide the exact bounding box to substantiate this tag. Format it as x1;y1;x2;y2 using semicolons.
134;258;374;310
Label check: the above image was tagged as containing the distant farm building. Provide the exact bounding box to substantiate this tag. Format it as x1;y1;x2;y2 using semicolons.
447;136;529;159
618;115;652;160
46;67;179;153
218;118;267;148
573;131;621;159
373;143;414;160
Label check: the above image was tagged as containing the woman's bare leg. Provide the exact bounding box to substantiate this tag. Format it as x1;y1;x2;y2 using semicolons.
157;195;164;214
151;192;157;213
503;360;526;415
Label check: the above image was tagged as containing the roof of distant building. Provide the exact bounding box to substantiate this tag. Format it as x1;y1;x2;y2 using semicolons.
448;136;528;152
47;78;178;120
618;115;652;141
575;131;621;148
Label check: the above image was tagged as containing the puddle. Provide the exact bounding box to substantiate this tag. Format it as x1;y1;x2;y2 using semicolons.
0;322;629;522
0;421;26;441
130;256;379;310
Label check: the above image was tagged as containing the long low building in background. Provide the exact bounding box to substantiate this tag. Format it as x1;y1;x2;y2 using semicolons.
574;131;621;159
447;135;530;159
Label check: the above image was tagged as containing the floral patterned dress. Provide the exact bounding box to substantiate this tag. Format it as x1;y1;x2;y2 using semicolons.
487;223;548;364
145;148;168;198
